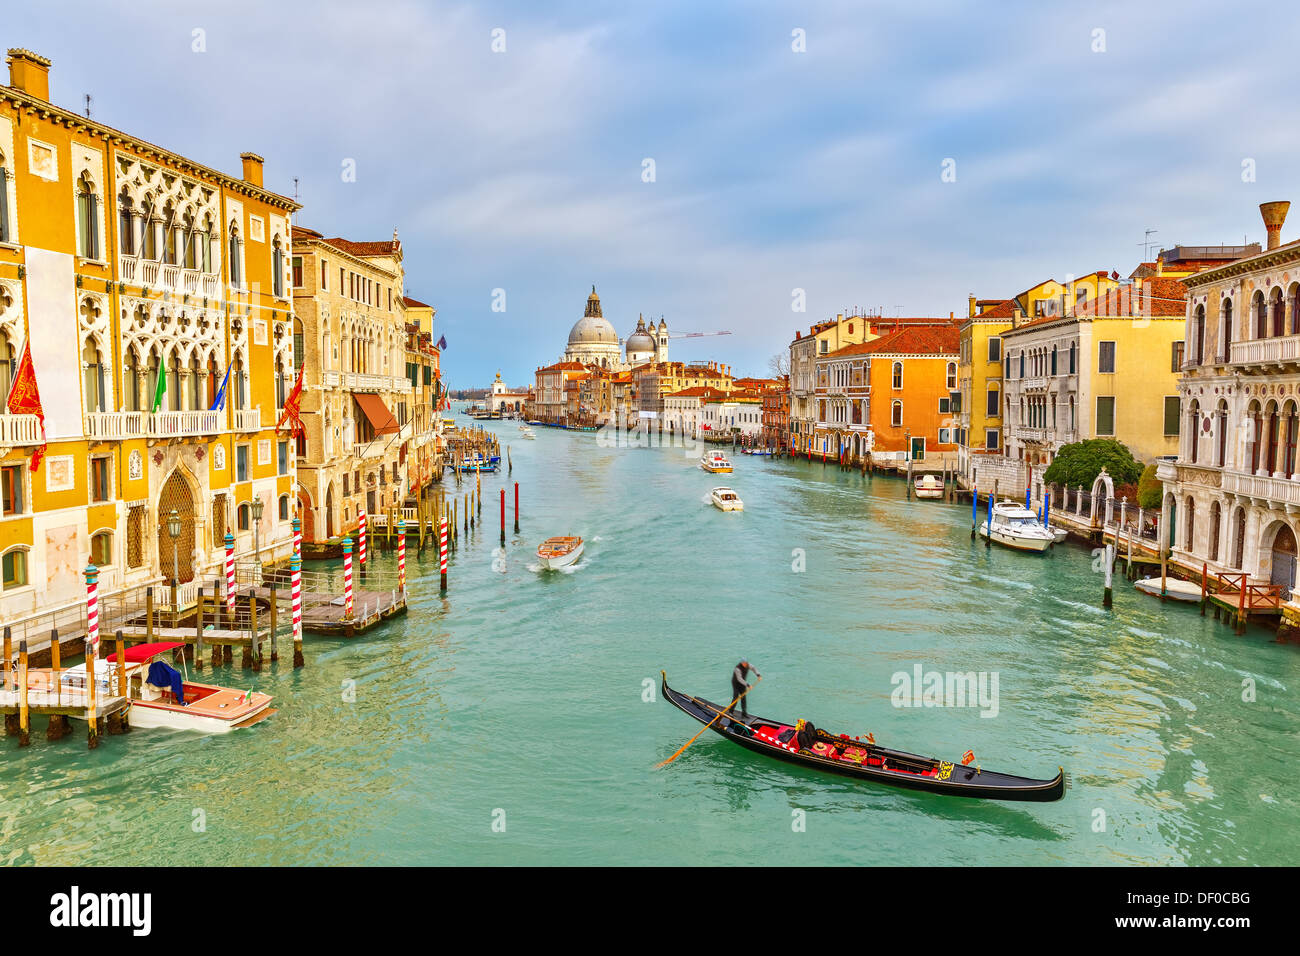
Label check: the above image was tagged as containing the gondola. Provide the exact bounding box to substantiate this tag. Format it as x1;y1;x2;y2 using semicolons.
661;673;1065;802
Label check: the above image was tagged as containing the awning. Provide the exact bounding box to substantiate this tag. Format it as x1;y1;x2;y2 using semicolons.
354;394;399;435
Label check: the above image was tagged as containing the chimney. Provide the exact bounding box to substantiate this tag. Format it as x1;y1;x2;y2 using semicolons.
1012;306;1022;329
1260;201;1291;251
968;294;977;318
1155;255;1164;277
240;152;265;188
6;49;51;101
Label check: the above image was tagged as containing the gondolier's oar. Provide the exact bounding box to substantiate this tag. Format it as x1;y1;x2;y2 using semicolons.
655;674;761;769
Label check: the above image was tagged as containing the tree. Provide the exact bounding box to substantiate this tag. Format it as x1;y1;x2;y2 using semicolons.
1137;463;1162;510
768;351;790;378
1042;438;1143;490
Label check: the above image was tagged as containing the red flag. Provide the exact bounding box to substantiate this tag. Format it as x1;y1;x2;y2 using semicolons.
276;364;306;438
6;341;47;472
961;749;975;766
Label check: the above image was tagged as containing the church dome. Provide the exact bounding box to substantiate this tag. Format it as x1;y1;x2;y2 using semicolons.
568;286;619;347
626;314;656;355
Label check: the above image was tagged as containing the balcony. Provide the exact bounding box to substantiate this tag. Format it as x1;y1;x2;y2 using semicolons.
233;407;262;432
0;413;43;445
1230;334;1300;370
1021;377;1048;391
118;257;221;300
84;411;146;440
322;369;342;388
1222;470;1300;512
150;409;221;438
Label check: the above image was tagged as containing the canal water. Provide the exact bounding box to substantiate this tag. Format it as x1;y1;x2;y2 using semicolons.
3;421;1298;866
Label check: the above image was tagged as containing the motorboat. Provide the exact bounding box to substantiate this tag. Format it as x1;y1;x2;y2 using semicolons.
520;426;536;439
701;451;733;473
711;487;744;512
1135;576;1202;603
457;454;499;473
914;474;944;499
979;502;1055;553
537;536;584;570
25;642;274;733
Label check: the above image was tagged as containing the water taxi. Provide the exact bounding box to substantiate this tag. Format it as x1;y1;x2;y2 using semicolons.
979;502;1056;552
914;474;944;499
520;426;536;439
537;536;584;570
710;487;743;512
700;452;733;473
25;642;274;734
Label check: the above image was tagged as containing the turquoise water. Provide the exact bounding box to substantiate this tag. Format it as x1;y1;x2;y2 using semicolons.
3;421;1299;865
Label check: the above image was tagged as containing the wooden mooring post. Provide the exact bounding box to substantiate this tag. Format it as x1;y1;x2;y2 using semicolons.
1103;543;1114;609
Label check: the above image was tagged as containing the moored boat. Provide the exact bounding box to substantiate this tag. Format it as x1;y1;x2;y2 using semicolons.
537;535;584;570
914;474;944;499
710;486;743;511
661;673;1064;802
457;454;499;473
979;502;1055;552
1134;576;1202;603
27;642;275;733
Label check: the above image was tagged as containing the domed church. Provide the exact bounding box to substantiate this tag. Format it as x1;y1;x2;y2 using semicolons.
561;287;669;369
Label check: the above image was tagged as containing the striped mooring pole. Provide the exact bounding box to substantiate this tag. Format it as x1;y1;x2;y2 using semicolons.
358;509;368;572
293;513;302;560
84;562;100;749
514;481;520;534
224;528;236;620
439;516;448;594
397;518;407;593
290;551;304;667
343;537;354;620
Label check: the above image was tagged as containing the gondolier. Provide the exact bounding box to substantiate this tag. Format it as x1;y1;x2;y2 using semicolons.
731;660;761;717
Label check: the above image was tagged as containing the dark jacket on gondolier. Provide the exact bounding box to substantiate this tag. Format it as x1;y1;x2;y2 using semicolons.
731;660;760;717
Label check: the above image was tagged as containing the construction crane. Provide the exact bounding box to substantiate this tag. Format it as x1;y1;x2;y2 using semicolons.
667;330;731;339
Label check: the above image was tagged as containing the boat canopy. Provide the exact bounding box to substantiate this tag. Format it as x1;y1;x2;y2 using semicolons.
106;641;186;663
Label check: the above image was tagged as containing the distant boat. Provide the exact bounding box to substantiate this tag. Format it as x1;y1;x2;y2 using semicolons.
742;448;774;456
520;426;536;439
1135;576;1202;603
701;451;733;473
979;502;1055;553
537;536;584;570
711;486;743;511
914;474;943;499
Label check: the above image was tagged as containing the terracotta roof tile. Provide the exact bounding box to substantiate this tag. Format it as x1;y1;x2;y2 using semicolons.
826;325;959;358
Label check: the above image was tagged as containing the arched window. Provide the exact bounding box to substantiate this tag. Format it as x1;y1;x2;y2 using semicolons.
891;400;902;427
1222;297;1233;358
188;353;202;410
0;149;10;243
1216;400;1228;467
1050;346;1057;376
1194;304;1206;364
1019;352;1025;378
272;237;285;297
1233;507;1246;569
168;347;182;412
90;530;113;567
182;212;197;270
1291;284;1300;337
1255;291;1268;338
228;224;242;287
76;174;99;260
892;361;903;389
162;201;177;265
275;356;286;410
1188;399;1200;464
1209;500;1221;562
1069;395;1076;431
1185;497;1196;552
1272;287;1286;338
124;348;141;412
1069;341;1076;374
199;215;213;273
146;347;162;412
237;503;251;531
118;191;135;256
143;203;158;260
0;327;16;401
234;355;247;410
946;361;956;389
1;546;28;590
293;318;305;370
82;340;106;413
278;494;290;521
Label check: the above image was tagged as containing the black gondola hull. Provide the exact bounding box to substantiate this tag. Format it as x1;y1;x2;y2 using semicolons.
662;674;1064;802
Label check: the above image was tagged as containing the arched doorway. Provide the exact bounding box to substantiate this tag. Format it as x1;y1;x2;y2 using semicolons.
297;488;315;542
1270;523;1297;599
1233;507;1247;569
157;469;196;584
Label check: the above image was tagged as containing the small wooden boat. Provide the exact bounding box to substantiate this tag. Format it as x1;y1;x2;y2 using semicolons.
537;535;584;570
979;502;1055;553
914;474;944;499
710;486;743;512
661;673;1064;802
701;452;733;473
28;642;275;734
1135;576;1202;603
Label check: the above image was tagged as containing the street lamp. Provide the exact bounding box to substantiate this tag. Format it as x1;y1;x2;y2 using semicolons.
166;508;181;616
251;496;264;562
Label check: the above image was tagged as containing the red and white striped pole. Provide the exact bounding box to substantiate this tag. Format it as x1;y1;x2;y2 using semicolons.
290;551;304;666
342;537;354;619
358;508;367;572
292;512;302;560
397;517;406;593
224;528;236;621
84;561;99;664
439;517;448;594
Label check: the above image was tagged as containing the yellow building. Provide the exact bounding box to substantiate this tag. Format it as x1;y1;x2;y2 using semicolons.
956;297;1014;483
788;312;878;452
0;49;300;622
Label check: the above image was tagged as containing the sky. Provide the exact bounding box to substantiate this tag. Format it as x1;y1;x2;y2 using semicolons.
11;0;1300;386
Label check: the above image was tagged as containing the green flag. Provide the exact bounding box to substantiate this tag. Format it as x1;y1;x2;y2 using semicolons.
152;353;167;412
